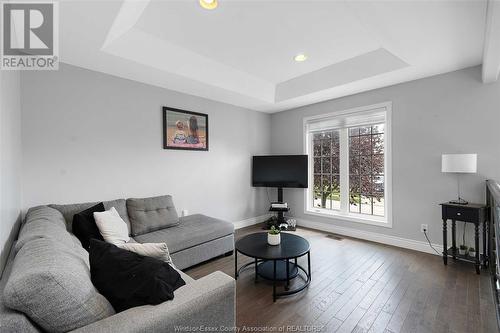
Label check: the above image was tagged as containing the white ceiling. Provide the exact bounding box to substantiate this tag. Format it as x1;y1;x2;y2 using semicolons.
59;0;491;113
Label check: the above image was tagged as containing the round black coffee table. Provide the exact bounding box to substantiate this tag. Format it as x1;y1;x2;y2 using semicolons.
234;232;311;301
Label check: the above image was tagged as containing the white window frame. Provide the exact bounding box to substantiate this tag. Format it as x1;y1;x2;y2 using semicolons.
303;102;393;228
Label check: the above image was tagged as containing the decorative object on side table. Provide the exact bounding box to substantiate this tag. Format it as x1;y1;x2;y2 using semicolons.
459;244;468;256
441;153;477;205
469;247;476;257
267;226;281;245
163;107;208;151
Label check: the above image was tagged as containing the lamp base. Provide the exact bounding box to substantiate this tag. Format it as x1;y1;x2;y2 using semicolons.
449;198;468;205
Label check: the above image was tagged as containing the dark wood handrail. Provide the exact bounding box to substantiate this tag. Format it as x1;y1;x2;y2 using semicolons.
487;179;500;205
486;180;500;331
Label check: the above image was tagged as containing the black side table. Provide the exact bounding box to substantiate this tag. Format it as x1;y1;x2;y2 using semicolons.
441;203;488;274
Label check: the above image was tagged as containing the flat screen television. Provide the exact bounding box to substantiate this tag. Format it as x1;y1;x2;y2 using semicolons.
252;155;308;188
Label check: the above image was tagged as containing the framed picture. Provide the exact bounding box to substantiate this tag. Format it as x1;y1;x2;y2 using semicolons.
163;107;209;151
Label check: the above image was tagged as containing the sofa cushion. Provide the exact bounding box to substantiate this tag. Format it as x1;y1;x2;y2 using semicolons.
24;205;67;229
16;207;88;262
50;199;131;234
127;195;179;236
0;242;42;333
170;234;234;270
3;238;115;333
72;202;106;251
89;240;185;313
134;214;234;254
15;219;75;254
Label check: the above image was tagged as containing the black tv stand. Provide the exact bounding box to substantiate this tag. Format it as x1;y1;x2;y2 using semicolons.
266;187;292;230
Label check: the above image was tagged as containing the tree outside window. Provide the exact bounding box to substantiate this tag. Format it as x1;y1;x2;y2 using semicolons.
348;124;385;216
311;123;385;217
312;131;340;210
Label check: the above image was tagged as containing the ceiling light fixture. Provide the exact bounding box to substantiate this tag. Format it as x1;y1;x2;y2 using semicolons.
294;54;308;62
199;0;218;10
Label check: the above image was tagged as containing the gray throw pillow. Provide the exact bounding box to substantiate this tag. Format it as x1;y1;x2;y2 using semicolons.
3;238;115;332
127;195;179;236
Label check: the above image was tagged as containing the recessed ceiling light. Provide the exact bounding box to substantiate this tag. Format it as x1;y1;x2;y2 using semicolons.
294;54;308;62
199;0;218;10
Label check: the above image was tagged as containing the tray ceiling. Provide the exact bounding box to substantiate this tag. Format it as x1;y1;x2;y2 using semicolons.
59;0;487;112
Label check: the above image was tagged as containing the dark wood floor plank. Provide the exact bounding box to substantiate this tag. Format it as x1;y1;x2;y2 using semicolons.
398;285;431;333
358;251;407;311
369;250;398;283
336;279;378;321
358;250;392;283
415;283;443;333
385;282;420;332
329;260;409;331
382;277;412;314
336;307;368;333
479;271;498;333
449;264;469;333
183;224;498;333
358;279;388;310
465;271;481;333
368;310;393;333
317;279;364;325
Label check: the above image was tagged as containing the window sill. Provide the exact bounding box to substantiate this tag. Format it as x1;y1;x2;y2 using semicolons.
304;208;392;228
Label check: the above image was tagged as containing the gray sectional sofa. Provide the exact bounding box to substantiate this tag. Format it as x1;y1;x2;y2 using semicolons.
0;196;235;332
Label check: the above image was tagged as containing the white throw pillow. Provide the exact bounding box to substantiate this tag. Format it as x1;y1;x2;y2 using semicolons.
117;242;173;265
93;207;130;245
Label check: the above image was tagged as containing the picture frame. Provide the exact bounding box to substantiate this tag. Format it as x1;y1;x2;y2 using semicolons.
163;107;209;151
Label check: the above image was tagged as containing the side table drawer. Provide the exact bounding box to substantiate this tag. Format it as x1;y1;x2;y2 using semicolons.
443;206;478;222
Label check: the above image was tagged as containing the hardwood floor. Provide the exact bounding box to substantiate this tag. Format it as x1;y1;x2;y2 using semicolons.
185;225;498;333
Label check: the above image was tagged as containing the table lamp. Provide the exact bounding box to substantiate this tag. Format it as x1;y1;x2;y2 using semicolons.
441;154;477;205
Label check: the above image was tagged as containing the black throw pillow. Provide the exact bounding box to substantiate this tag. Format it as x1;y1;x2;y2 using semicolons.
89;239;185;312
72;202;105;251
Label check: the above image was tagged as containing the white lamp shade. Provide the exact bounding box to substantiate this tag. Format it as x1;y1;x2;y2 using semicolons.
441;154;477;173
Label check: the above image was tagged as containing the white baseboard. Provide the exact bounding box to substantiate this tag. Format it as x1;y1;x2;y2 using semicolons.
233;214;271;230
296;218;443;256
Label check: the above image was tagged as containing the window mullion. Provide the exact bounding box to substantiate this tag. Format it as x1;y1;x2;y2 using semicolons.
339;128;349;214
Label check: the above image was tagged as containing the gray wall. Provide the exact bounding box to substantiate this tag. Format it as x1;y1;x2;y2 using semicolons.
0;71;22;277
271;66;500;246
21;64;271;223
18;64;500;247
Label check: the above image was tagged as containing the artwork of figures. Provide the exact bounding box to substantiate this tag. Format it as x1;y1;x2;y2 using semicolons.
163;107;208;151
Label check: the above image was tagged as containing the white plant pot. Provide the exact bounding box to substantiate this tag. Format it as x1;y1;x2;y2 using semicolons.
267;233;281;246
459;248;467;256
469;251;476;257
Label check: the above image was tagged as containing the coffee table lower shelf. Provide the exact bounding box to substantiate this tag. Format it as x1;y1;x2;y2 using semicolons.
257;260;299;281
234;232;311;302
235;255;311;302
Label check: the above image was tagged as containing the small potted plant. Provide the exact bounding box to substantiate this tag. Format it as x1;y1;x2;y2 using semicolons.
459;244;468;256
267;226;281;246
469;247;476;257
